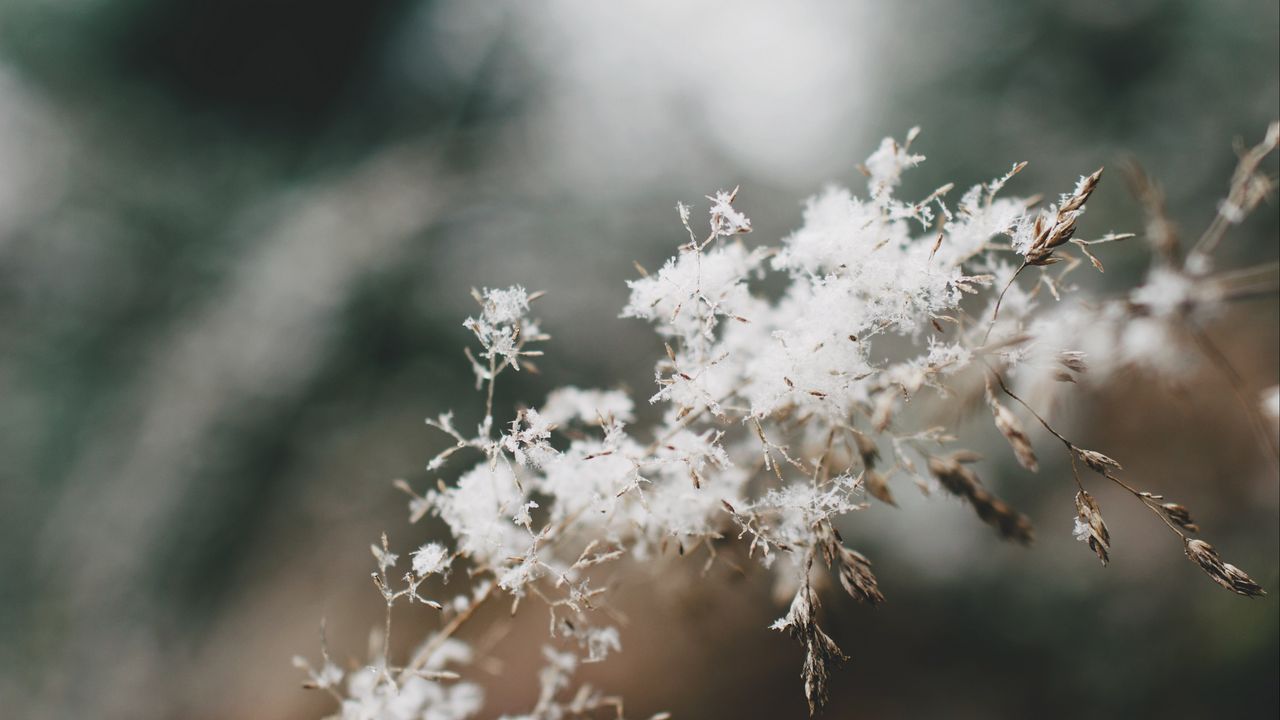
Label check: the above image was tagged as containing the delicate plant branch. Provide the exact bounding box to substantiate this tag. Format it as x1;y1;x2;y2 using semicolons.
296;124;1276;719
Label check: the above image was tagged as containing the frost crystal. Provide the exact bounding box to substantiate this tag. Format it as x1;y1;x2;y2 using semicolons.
412;543;451;577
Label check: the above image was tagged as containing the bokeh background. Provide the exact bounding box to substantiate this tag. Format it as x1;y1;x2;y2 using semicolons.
1;1;1277;718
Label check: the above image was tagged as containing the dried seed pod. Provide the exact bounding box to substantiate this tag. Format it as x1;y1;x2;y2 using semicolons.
1073;491;1111;565
1077;448;1122;474
989;396;1039;472
771;572;847;715
862;469;897;507
1159;503;1200;533
834;546;884;606
852;430;880;469
820;528;885;606
1025;168;1104;266
928;455;1034;544
1184;539;1266;597
1060;168;1103;213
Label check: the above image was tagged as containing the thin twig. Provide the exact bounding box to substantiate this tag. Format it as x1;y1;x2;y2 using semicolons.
1188;325;1280;473
983;261;1027;345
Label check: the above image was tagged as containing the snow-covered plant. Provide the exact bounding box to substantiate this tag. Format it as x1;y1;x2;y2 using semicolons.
297;124;1278;718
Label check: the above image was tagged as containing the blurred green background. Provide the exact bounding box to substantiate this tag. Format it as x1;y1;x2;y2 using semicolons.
0;1;1276;718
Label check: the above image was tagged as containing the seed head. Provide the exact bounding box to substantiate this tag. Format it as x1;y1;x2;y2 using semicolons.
1184;539;1266;597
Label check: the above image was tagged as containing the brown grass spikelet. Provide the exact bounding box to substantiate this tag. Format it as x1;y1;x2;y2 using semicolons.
1060;168;1103;213
1122;159;1180;264
821;524;885;606
1183;539;1266;597
1076;448;1122;475
927;454;1034;544
1073;490;1111;565
833;547;884;606
862;469;897;507
850;429;896;506
851;429;879;469
772;562;848;716
1159;503;1200;533
1025;167;1104;266
986;379;1039;471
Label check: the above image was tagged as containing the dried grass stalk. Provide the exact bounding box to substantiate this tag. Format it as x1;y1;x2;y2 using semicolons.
772;561;848;715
